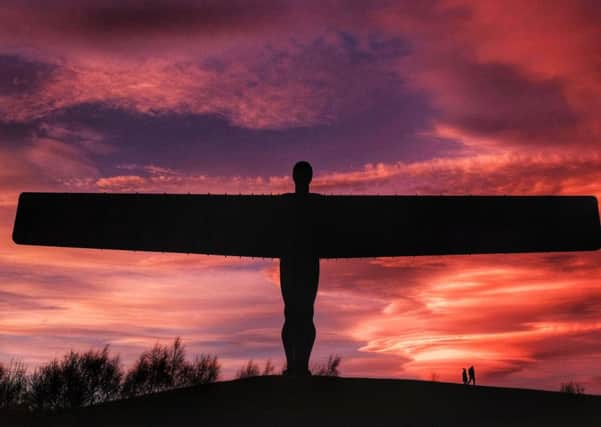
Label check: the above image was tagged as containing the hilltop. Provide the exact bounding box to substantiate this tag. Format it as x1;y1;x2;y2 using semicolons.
3;376;600;426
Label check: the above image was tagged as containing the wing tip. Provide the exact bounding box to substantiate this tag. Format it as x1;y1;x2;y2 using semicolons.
12;192;33;245
13;195;24;245
12;228;23;245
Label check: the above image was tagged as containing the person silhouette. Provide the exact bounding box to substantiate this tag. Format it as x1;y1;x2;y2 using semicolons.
280;161;320;377
462;367;468;385
468;365;476;385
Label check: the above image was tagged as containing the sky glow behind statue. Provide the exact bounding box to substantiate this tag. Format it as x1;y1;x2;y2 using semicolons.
12;161;601;375
3;0;601;392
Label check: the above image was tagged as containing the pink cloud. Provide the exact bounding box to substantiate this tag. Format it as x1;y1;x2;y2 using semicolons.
345;251;601;385
0;3;400;129
96;175;147;190
312;151;601;200
0;45;380;129
376;0;601;150
72;150;601;200
25;138;98;180
0;133;101;207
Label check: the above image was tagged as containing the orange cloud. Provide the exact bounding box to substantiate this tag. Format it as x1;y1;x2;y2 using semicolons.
96;175;147;190
376;0;601;150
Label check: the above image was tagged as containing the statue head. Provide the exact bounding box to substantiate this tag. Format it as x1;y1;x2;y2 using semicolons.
293;161;312;194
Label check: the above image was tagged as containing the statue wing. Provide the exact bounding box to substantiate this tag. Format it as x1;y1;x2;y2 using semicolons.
315;195;601;258
13;193;600;258
13;193;285;257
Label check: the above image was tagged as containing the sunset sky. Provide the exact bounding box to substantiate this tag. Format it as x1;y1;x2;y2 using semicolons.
1;0;601;393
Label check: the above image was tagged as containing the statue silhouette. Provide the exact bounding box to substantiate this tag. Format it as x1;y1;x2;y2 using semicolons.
11;162;601;376
280;161;319;376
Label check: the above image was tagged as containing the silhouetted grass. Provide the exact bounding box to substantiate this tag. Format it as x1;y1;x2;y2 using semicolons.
0;360;27;409
560;380;585;395
311;354;341;376
237;355;342;378
28;346;122;411
0;337;219;412
121;337;219;398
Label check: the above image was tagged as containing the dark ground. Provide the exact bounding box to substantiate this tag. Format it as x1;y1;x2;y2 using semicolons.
3;376;601;426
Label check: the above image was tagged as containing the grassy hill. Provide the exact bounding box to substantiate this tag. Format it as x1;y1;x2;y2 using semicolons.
3;376;601;426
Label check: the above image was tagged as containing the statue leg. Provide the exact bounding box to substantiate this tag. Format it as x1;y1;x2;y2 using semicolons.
281;305;295;373
280;256;319;376
296;258;319;374
280;258;296;374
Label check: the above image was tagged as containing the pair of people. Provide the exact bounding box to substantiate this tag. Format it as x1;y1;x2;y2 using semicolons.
462;366;476;385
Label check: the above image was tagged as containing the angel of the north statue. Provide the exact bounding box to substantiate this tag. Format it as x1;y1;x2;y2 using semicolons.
12;161;601;377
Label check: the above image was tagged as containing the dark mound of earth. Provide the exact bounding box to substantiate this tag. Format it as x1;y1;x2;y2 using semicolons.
4;376;601;426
